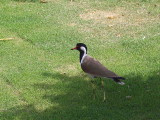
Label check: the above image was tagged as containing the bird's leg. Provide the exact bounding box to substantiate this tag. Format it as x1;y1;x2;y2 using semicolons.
101;79;106;102
91;80;96;100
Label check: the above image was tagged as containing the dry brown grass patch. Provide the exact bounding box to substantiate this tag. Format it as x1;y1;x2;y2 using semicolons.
55;64;78;74
78;7;159;40
80;10;120;21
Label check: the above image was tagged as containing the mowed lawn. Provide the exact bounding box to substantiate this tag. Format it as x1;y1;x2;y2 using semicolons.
0;0;160;119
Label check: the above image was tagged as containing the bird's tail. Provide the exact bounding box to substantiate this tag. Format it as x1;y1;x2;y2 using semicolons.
112;77;125;85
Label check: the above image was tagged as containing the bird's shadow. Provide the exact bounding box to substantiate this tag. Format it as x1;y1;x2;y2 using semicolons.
39;72;93;102
1;70;160;120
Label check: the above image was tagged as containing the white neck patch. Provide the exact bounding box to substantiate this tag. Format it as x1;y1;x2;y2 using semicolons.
80;46;87;54
80;46;87;64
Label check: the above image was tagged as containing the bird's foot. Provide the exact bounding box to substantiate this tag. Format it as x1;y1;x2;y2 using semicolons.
103;94;106;102
103;98;106;102
93;94;96;100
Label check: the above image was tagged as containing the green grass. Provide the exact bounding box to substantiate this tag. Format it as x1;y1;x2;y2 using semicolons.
0;0;160;120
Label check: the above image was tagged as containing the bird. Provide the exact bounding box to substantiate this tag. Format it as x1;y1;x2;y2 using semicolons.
71;43;125;101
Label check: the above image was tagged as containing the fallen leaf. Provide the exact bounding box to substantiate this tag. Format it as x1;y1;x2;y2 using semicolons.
0;38;14;41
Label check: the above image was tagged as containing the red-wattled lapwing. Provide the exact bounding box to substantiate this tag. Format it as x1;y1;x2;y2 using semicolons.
71;43;125;101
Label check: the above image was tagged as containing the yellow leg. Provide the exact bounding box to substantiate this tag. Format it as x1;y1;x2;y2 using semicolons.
91;80;96;100
101;80;106;102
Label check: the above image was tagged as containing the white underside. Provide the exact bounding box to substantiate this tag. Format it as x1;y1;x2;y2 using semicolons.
118;81;125;85
87;73;125;85
87;73;95;78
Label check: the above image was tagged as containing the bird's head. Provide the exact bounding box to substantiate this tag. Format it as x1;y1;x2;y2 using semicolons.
71;43;87;54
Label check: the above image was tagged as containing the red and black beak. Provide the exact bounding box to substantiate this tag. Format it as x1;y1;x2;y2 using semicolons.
71;46;77;50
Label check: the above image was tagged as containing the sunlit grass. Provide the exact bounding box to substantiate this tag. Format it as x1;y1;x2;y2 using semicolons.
0;0;160;120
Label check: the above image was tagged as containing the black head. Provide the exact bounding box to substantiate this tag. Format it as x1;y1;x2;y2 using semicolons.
71;43;87;53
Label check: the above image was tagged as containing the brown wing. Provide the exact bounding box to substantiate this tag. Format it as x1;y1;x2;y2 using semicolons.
81;56;120;78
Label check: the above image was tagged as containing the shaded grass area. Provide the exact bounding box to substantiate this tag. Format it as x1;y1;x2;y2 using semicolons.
0;0;160;120
1;71;160;120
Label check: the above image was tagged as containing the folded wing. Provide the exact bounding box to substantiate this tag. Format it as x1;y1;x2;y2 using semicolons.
81;56;120;78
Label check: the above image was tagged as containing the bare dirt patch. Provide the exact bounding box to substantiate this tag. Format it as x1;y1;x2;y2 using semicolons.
80;10;120;21
79;7;159;26
78;7;159;41
55;64;77;74
68;23;77;27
